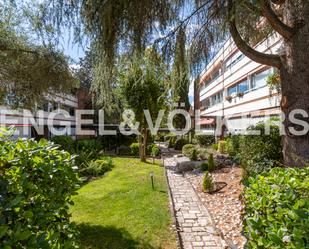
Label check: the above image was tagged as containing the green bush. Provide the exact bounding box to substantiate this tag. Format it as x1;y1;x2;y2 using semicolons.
75;139;103;154
243;167;309;249
212;143;218;151
182;144;196;157
80;157;113;177
244;158;275;179
200;162;208;172
147;143;160;156
240;122;282;177
218;140;227;154
168;136;177;148
189;149;198;161
174;138;189;150
202;171;214;192
130;143;139;156
0;136;79;248
166;133;176;148
151;145;160;157
197;148;208;160
208;153;216;171
52;135;75;153
194;135;215;146
225;135;241;157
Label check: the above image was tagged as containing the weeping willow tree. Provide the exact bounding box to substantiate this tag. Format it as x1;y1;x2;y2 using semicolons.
170;27;191;129
119;49;168;162
0;1;76;108
24;0;309;166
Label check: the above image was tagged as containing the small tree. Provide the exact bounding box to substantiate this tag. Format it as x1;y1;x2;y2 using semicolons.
208;153;216;172
119;50;167;162
202;171;214;193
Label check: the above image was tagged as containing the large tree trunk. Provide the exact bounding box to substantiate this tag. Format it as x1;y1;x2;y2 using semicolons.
280;1;309;167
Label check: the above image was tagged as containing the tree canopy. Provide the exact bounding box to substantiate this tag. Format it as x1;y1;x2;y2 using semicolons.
0;2;77;108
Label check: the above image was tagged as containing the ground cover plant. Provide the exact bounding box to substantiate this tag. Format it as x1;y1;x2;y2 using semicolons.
243;167;309;248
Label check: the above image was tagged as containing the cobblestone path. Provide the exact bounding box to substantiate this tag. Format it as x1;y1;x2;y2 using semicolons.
166;169;226;249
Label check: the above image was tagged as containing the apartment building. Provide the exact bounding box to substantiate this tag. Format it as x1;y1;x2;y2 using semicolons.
195;33;282;135
0;93;78;140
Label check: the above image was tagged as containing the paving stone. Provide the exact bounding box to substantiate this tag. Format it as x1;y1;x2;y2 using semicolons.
164;164;226;249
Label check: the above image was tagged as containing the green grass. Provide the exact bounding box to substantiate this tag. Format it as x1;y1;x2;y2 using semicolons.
71;157;177;249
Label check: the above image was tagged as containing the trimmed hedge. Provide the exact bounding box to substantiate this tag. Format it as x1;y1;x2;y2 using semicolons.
240;122;282;178
243;167;309;249
0;136;79;248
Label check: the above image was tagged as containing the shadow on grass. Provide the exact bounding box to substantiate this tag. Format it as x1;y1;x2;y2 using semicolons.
77;223;156;249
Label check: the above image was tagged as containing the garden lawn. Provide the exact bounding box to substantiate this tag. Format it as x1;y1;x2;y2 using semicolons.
70;157;177;249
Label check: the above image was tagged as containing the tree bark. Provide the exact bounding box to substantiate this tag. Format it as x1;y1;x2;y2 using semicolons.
228;0;309;166
279;1;309;167
139;125;148;163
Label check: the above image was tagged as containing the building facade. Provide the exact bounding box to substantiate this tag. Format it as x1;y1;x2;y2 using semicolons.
0;93;78;140
195;33;282;135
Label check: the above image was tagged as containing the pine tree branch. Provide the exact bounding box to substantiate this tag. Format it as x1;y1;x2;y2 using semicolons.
0;44;39;55
228;0;282;69
260;0;295;40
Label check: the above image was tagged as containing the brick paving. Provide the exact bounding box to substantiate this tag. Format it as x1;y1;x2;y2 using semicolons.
165;168;226;249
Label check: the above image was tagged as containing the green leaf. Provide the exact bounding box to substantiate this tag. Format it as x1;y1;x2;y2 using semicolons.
0;225;8;238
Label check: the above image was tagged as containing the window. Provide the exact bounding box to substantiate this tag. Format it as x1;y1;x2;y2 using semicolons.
251;68;272;89
202;68;222;88
227;78;249;96
228;85;237;96
69;107;75;117
224;51;244;71
238;79;249;93
210;91;223;106
200;91;223;110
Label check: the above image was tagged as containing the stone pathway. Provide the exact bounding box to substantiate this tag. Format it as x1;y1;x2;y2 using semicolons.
164;157;226;249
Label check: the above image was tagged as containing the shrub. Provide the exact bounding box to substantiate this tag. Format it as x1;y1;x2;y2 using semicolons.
52;135;75;153
80;157;113;177
194;135;215;146
202;171;214;192
198;148;208;160
75;139;103;154
74;139;104;168
130;143;139;156
208;153;216;171
189;149;198;161
240;122;282;177
174;138;189;150
200;162;208;172
243;167;309;249
218;140;227;154
74;148;97;169
243;158;275;179
0;136;79;248
212;143;218;151
182;144;196;157
225;135;241;157
151;145;160;157
147;143;160;156
168;136;177;148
